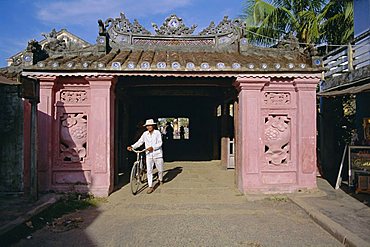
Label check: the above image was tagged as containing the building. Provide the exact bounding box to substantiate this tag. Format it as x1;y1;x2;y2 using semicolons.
1;13;322;196
319;0;370;188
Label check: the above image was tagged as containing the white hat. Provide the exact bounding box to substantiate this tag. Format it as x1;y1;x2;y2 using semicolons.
143;119;157;126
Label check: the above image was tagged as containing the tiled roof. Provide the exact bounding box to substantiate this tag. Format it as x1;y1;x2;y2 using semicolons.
24;48;319;74
0;68;20;81
0;75;20;85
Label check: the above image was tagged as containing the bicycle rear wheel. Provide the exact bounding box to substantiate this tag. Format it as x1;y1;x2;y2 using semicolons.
130;162;140;195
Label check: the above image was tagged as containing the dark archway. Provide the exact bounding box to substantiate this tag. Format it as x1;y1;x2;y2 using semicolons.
115;76;236;178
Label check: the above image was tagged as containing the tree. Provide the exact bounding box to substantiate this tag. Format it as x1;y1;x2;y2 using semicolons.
322;0;354;46
242;0;353;47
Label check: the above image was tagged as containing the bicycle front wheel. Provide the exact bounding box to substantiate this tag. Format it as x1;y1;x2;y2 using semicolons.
139;159;147;183
130;162;140;195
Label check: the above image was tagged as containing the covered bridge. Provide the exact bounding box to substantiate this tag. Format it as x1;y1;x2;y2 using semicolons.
2;13;322;196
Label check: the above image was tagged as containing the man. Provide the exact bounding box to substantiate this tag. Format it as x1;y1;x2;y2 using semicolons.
127;119;164;194
165;121;174;140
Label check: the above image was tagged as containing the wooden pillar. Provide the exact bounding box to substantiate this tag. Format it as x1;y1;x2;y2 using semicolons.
220;103;229;167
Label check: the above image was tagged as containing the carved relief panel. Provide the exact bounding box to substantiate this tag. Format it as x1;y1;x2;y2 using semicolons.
264;115;291;166
54;87;90;168
60;113;88;163
264;92;291;106
60;90;88;104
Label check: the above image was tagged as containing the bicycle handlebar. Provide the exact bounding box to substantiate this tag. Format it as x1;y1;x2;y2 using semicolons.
129;149;146;154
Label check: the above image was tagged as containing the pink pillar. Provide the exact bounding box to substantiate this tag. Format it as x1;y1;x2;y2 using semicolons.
234;78;267;191
86;76;116;196
295;78;318;188
234;101;240;185
234;75;319;193
38;77;57;191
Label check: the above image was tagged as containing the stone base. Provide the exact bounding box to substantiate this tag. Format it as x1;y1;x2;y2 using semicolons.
242;184;317;195
48;185;111;197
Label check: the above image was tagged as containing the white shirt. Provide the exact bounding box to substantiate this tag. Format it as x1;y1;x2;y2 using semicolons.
132;129;163;158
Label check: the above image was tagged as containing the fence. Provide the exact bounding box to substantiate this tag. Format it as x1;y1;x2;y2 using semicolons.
323;30;370;79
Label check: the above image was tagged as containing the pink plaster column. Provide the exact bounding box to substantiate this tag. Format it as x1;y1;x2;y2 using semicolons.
234;77;267;192
295;78;319;188
37;76;57;191
233;101;240;185
86;76;116;197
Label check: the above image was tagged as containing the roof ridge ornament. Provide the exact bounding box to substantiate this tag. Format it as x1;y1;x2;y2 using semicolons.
98;12;243;52
152;15;197;36
41;29;84;55
276;32;301;51
199;16;239;36
42;29;67;52
104;12;151;35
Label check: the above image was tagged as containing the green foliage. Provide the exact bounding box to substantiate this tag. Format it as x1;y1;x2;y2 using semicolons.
242;0;354;47
39;193;105;220
322;0;354;48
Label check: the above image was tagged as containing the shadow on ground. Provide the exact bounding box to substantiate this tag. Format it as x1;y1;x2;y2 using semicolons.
340;184;370;207
0;194;103;247
163;166;183;183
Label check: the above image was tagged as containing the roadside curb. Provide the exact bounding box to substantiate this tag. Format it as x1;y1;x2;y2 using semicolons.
0;194;61;238
289;196;370;247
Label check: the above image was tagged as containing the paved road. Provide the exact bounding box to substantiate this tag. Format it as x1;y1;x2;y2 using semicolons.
15;161;342;247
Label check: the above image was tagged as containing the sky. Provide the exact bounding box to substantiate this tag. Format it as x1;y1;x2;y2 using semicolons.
0;0;244;67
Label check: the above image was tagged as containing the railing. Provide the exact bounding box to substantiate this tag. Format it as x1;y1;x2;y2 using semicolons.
323;30;370;79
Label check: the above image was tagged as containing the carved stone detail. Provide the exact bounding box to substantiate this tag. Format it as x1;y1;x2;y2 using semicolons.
60;90;87;104
60;113;87;162
199;21;216;36
42;29;67;52
199;16;240;36
23;40;46;65
264;92;290;105
264;116;290;166
276;32;302;52
41;29;83;53
105;12;150;35
152;15;197;36
100;13;242;51
133;38;214;47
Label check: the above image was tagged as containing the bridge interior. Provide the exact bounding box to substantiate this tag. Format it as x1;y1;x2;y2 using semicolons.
115;76;236;176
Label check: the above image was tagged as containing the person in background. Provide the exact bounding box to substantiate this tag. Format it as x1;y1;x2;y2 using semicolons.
179;126;185;139
165;121;174;140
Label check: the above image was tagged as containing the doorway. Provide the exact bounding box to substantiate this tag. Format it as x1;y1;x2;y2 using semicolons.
115;76;236;184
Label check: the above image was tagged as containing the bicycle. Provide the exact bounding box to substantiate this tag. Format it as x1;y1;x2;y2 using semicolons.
129;149;147;195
